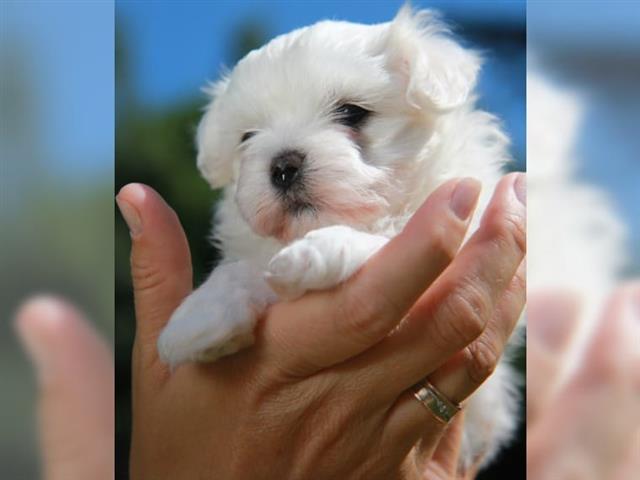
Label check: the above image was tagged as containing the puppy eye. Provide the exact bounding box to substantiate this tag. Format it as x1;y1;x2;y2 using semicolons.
334;103;371;128
240;131;257;144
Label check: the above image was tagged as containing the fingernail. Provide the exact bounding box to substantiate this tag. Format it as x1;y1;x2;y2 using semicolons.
528;292;579;354
116;197;142;236
530;315;572;354
14;296;68;384
513;173;526;206
450;178;482;220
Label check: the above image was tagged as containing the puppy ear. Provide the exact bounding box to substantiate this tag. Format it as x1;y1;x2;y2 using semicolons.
385;5;481;111
196;77;233;189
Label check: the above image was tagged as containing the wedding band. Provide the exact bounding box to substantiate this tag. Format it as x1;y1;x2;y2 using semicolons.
412;380;461;424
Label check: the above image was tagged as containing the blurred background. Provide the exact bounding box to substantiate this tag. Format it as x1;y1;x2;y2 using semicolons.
529;1;639;276
1;1;113;478
527;2;639;478
114;1;525;478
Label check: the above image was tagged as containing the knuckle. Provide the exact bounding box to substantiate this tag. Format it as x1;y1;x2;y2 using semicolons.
337;282;400;346
130;257;167;293
511;266;527;293
429;224;459;263
464;338;500;384
576;351;634;389
487;213;527;258
436;283;491;346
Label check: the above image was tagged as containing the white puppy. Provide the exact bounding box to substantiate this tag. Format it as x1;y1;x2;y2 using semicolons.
158;6;519;469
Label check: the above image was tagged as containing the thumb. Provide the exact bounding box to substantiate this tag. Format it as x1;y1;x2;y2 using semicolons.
14;296;114;480
116;184;192;365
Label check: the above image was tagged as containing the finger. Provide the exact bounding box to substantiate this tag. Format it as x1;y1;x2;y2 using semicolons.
613;435;640;480
117;183;193;369
420;412;466;480
574;282;640;389
385;260;524;449
528;284;640;480
14;296;114;480
428;259;526;405
264;177;482;375
526;289;580;423
399;412;465;480
351;173;526;404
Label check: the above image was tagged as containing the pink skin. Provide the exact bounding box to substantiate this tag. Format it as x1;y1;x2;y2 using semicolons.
240;123;390;243
248;176;388;242
252;199;385;243
14;297;114;480
527;284;640;479
119;176;526;479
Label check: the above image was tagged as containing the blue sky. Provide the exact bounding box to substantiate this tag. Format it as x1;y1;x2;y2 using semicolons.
3;0;525;174
116;0;525;106
3;0;114;177
528;1;640;269
528;0;640;49
3;1;637;267
115;0;526;164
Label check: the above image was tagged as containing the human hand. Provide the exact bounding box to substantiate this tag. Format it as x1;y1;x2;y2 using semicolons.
527;285;640;479
118;173;525;479
14;297;114;480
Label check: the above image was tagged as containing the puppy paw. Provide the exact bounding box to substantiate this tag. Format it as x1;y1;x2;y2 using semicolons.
157;261;275;368
265;226;388;300
266;238;326;300
157;293;257;367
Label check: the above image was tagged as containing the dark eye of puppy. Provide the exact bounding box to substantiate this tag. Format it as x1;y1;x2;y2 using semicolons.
240;131;257;144
334;103;371;128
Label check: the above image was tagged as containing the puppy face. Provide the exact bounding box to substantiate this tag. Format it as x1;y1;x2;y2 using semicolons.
197;7;479;242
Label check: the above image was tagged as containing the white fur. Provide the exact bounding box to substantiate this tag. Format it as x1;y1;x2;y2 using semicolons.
266;226;389;300
527;73;626;385
157;261;277;365
158;6;517;470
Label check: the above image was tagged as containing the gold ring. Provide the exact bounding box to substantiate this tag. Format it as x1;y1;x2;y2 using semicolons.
412;380;461;424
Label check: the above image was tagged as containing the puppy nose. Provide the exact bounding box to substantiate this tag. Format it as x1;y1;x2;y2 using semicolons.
270;150;305;191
